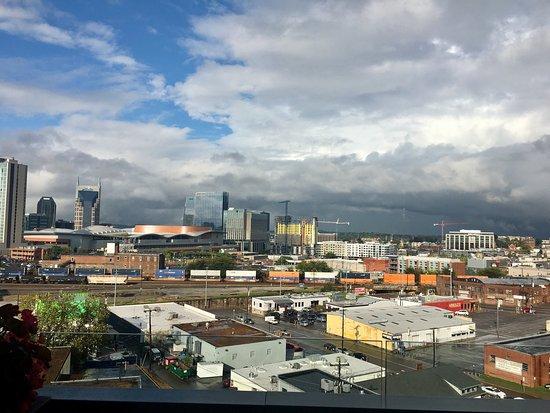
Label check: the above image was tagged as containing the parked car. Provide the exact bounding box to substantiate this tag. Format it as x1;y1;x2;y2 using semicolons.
266;311;281;321
235;314;245;322
454;310;470;317
243;317;254;324
353;352;368;361
299;319;313;327
324;343;337;352
521;306;535;314
481;386;507;399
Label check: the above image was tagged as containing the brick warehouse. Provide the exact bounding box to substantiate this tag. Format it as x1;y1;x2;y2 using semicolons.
436;275;550;308
484;334;550;388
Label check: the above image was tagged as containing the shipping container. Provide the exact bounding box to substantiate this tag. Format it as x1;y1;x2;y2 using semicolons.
75;267;106;276
87;275;128;285
112;268;141;277
38;267;69;276
225;270;257;282
189;269;221;281
419;274;437;285
340;271;382;284
303;271;338;283
383;273;415;285
267;271;300;283
155;268;186;279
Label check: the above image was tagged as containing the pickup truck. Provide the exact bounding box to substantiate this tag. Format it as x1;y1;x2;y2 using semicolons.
265;315;279;324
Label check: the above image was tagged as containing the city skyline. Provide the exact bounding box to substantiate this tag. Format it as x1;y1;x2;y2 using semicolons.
1;1;550;236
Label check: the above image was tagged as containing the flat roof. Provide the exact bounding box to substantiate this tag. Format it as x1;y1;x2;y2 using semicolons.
329;296;397;309
173;320;279;347
334;306;473;334
232;353;382;392
253;293;332;302
108;302;216;333
481;277;549;286
493;333;550;355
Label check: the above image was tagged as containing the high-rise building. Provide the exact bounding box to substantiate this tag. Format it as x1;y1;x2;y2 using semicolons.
184;192;228;230
74;179;101;230
275;217;318;254
183;196;195;225
0;157;27;249
37;196;56;228
224;208;270;252
25;213;48;231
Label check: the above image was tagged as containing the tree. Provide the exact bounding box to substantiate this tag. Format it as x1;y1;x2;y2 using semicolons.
186;253;236;273
43;245;70;260
20;292;108;362
404;266;421;276
0;304;51;413
324;252;337;259
476;267;506;278
275;256;291;265
296;260;333;273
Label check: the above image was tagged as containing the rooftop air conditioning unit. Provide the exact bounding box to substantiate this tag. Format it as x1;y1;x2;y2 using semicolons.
249;371;258;378
291;362;301;369
320;378;334;393
342;383;351;393
270;375;278;384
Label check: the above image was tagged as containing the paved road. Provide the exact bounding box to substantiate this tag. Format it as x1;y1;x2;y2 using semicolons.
211;308;423;374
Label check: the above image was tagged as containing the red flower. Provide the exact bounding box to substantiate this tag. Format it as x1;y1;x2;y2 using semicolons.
21;309;38;335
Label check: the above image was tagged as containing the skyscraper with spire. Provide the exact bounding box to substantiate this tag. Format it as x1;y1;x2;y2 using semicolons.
74;178;101;230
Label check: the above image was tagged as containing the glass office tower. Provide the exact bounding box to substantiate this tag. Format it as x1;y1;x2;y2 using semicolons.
186;192;228;230
37;196;56;228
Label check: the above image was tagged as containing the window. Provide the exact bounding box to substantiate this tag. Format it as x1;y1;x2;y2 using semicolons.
489;355;495;363
522;363;528;372
232;353;237;360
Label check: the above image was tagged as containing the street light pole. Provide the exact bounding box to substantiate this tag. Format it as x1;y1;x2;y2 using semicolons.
449;267;453;297
496;299;501;338
204;268;209;308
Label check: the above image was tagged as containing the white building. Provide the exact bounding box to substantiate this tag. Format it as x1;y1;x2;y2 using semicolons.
445;230;495;251
327;306;476;350
171;320;286;369
252;293;332;315
231;353;384;392
507;266;550;277
315;241;396;259
397;255;462;273
108;302;216;340
327;295;398;310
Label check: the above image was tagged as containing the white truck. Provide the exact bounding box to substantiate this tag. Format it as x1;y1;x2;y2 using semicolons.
265;315;279;324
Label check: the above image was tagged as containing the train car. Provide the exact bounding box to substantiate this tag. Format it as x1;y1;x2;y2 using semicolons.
112;268;142;278
339;271;382;285
267;270;300;284
0;268;22;282
189;269;221;281
75;267;106;277
155;268;186;280
38;267;79;284
225;270;257;282
87;275;128;285
303;271;338;284
418;274;437;286
382;273;415;285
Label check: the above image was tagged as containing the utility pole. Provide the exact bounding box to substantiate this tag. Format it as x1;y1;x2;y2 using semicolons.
143;307;154;370
431;327;437;367
204;267;209;308
340;308;345;352
449;267;453;298
329;356;349;393
496;299;502;338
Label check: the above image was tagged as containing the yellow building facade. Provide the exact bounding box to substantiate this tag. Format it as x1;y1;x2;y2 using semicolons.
326;313;397;350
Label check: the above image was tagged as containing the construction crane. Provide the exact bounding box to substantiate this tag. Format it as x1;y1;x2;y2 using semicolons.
318;218;350;241
278;200;290;254
433;220;466;247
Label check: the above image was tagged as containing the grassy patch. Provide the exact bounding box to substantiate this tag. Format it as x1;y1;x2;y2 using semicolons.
480;374;550;399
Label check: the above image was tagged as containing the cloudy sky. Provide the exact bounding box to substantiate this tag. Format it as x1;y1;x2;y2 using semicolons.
1;0;549;236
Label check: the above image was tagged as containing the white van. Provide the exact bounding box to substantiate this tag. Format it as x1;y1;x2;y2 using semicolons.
454;309;470;317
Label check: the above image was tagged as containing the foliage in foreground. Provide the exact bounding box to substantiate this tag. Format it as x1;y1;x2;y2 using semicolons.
20;292;108;361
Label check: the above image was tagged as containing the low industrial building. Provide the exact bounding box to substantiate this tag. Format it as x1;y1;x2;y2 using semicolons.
231;353;384;392
24;224;223;252
436;275;550;307
327;295;397;310
393;295;479;313
108;302;216;344
484;333;550;388
303;271;338;283
326;306;476;350
171;320;286;369
357;364;481;398
251;293;332;315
